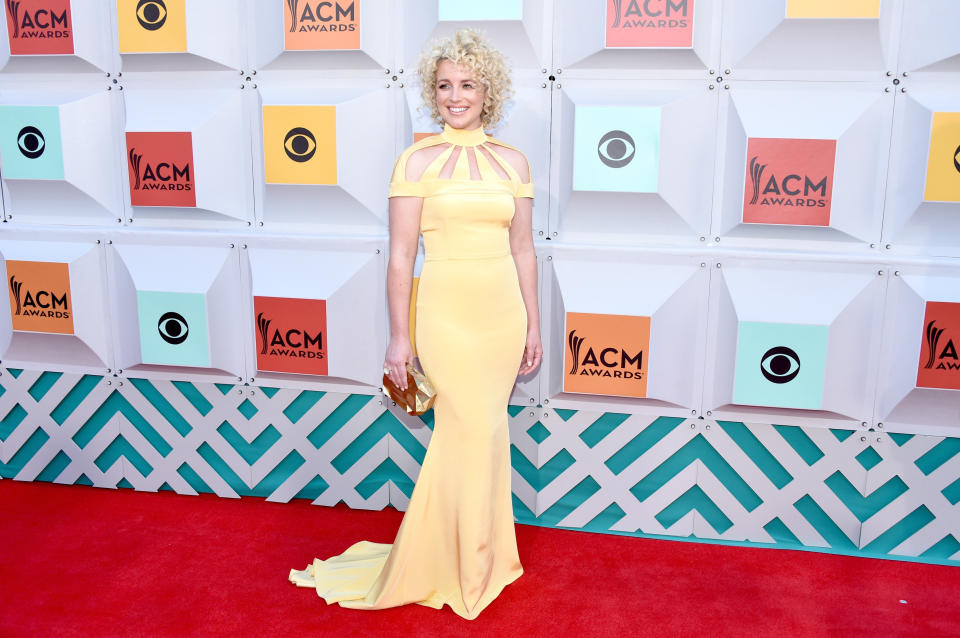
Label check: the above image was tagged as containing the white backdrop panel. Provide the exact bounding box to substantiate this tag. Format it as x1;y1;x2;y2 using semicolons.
715;83;892;249
550;79;716;245
704;256;886;428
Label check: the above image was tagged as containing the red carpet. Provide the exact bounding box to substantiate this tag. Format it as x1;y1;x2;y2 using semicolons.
0;481;957;638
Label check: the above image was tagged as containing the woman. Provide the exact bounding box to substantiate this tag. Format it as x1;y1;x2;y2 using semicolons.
289;29;542;620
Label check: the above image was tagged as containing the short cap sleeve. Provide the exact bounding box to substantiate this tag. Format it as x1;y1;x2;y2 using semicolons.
514;157;534;199
388;149;425;198
515;179;534;199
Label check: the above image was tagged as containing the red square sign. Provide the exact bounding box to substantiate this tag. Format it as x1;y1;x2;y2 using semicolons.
742;138;836;226
254;296;328;376
606;0;694;48
126;132;197;207
5;0;74;55
917;301;960;390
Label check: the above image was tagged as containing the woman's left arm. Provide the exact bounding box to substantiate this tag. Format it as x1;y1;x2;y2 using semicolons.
509;194;542;376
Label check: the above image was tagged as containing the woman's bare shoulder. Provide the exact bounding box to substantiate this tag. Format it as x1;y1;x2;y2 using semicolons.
486;138;531;183
397;135;449;182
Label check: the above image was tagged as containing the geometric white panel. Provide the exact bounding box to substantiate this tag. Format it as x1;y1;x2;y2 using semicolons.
720;0;899;79
0;0;117;73
249;0;392;71
550;80;716;246
704;256;886;428
254;83;395;234
0;89;125;226
898;0;960;74
875;265;960;436
541;246;708;418
119;0;246;71
244;237;385;392
107;235;246;382
554;0;721;74
715;83;893;249
122;87;254;228
882;87;960;257
0;234;112;372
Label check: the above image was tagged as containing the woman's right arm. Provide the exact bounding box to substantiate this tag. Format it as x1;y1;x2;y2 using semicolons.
383;195;423;391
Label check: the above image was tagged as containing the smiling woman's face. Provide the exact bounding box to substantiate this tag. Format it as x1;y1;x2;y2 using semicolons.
435;59;485;131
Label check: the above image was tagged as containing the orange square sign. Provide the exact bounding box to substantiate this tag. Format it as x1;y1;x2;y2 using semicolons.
564;312;650;398
283;0;360;51
6;260;74;334
254;296;328;375
606;0;694;48
742;138;836;226
126;132;197;207
5;0;74;55
917;301;960;390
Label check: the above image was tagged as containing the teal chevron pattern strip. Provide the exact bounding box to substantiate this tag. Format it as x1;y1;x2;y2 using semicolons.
0;369;958;565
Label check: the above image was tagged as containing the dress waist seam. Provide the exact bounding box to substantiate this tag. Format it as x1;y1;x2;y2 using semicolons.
423;251;512;262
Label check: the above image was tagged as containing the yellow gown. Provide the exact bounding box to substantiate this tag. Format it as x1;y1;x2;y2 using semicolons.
289;123;534;620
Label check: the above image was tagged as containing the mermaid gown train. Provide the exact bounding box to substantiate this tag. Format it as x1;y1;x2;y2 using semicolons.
289;123;533;620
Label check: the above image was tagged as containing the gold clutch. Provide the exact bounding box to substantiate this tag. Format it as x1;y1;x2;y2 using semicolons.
383;362;436;416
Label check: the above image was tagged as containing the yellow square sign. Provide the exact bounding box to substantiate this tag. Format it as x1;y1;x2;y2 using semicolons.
117;0;187;53
786;0;880;18
924;112;960;203
262;105;337;185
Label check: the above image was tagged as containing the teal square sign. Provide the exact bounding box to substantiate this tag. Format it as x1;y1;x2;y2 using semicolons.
0;105;64;180
137;291;210;368
573;105;660;193
733;321;829;410
438;0;522;20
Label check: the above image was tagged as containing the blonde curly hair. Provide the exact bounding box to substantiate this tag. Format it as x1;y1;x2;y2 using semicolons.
417;29;513;131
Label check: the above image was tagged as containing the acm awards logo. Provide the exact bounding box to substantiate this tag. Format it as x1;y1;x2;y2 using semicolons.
917;302;960;390
742;138;836;227
760;346;800;384
136;0;167;30
921;321;957;371
128;148;192;191
567;330;644;380
5;0;73;54
284;0;360;51
5;0;70;40
254;297;328;375
606;0;693;48
8;274;69;319
5;260;74;334
125;132;196;207
286;0;356;33
16;125;44;158
257;313;324;358
284;127;317;162
564;313;650;398
747;156;829;208
597;130;635;168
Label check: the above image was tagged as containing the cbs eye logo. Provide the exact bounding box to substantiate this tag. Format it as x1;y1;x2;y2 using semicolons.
158;311;189;344
760;346;800;384
136;0;167;30
597;130;635;168
283;127;317;162
17;126;45;159
953;144;960;174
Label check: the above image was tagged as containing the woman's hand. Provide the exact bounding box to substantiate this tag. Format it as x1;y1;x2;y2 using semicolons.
518;330;542;377
384;337;415;390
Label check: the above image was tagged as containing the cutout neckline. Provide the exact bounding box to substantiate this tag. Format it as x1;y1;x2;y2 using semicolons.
441;123;487;148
